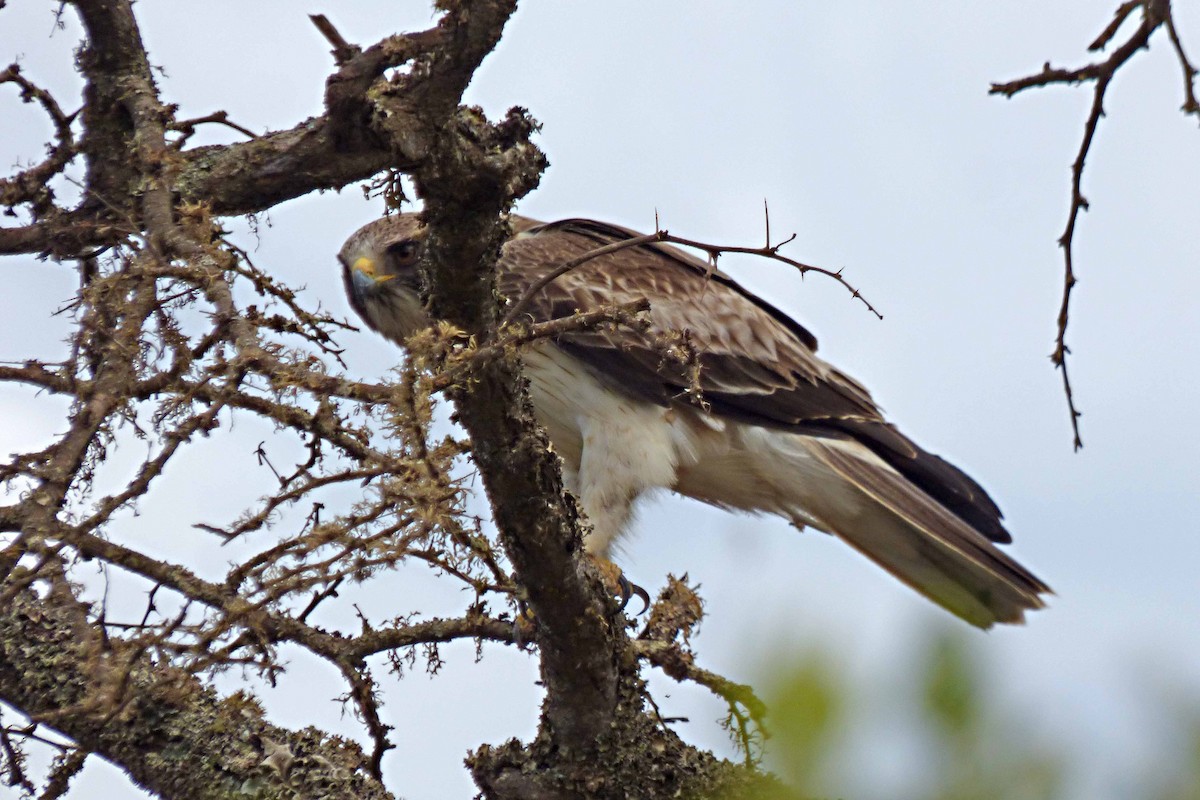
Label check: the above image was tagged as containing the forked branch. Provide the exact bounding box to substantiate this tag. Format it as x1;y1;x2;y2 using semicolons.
990;0;1197;449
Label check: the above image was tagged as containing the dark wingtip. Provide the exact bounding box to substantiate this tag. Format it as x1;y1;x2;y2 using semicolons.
831;419;1012;544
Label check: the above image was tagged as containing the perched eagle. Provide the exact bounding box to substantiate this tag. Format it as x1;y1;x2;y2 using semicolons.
340;214;1050;628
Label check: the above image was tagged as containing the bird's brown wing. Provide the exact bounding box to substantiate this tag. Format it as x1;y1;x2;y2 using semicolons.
498;217;1011;544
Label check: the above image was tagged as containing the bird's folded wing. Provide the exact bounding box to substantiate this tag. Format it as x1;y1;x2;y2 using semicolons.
503;217;1014;545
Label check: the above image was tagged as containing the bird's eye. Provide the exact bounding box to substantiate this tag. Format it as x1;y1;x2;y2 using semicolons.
384;240;420;269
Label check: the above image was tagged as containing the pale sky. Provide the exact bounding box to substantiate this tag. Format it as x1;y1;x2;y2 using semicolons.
2;3;1198;799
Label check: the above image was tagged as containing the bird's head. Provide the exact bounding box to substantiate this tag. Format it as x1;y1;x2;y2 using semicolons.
338;214;430;344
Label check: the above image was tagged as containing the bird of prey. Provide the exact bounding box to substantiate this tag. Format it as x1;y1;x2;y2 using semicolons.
339;213;1050;628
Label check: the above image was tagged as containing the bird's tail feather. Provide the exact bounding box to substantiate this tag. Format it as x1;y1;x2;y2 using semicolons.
805;440;1051;628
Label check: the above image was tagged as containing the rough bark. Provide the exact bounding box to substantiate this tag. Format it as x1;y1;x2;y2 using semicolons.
0;580;391;800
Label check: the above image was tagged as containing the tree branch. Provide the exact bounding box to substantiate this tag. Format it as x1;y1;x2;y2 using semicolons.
0;1;793;796
0;580;393;800
990;0;1195;448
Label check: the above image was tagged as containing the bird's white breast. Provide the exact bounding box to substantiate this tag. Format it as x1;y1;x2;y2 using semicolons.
519;343;864;554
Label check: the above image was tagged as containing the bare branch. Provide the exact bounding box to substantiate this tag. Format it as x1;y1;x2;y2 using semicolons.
501;219;880;332
0;1;802;796
0;63;78;215
1164;9;1200;116
38;749;89;800
310;14;361;65
348;614;518;659
0;581;393;800
168;110;259;148
1089;1;1142;51
989;1;1194;448
636;640;769;764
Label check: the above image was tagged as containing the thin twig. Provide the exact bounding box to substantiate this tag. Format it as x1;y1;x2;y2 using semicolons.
634;639;769;758
1089;1;1141;51
0;63;79;210
500;220;880;331
990;1;1180;449
38;748;89;800
449;299;649;390
1163;10;1200;116
500;232;663;327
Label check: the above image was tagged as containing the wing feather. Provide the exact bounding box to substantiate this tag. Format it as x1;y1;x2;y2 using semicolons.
806;439;1049;626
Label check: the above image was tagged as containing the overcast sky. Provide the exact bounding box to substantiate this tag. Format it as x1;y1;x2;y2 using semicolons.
2;2;1199;799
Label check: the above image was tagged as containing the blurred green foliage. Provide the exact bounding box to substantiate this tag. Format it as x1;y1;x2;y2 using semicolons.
763;651;847;791
749;629;1200;800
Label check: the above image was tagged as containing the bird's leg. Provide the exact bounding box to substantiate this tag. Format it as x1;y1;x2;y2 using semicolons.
572;445;663;615
551;415;675;615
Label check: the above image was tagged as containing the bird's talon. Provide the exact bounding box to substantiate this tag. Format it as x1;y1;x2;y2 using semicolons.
617;573;651;616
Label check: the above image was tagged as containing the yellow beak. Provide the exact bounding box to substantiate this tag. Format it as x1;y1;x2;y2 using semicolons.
352;256;396;282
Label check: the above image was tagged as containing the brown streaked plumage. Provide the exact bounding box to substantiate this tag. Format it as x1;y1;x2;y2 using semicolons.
339;213;1051;628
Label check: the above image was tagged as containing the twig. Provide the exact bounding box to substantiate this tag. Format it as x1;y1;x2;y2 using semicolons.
989;1;1190;449
0;63;79;211
1163;9;1200;116
296;577;343;623
500;233;663;327
451;299;650;389
338;662;393;779
38;748;89;800
0;719;36;795
0;64;75;141
500;217;879;331
310;14;361;65
634;639;769;758
169;110;258;147
1089;1;1141;51
664;230;877;317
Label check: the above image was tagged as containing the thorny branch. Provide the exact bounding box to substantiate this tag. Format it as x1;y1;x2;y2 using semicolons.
500;209;881;331
990;0;1197;449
